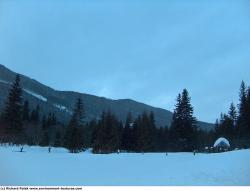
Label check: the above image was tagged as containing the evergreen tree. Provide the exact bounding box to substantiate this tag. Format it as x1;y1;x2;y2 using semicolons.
237;81;249;139
228;102;237;127
215;82;250;148
170;89;197;151
92;111;122;153
4;74;24;144
132;111;157;152
64;98;86;153
64;114;83;153
216;114;234;140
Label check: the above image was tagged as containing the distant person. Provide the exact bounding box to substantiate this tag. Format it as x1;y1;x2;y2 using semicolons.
48;147;51;153
166;152;168;156
193;150;196;156
20;146;23;152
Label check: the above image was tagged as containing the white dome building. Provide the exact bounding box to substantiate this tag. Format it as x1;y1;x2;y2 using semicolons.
213;137;230;152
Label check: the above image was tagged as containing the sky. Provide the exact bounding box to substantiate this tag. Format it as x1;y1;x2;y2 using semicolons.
0;0;250;123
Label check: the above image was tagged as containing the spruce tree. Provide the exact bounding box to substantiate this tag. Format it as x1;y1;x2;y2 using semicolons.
92;111;122;153
4;74;24;144
64;114;82;153
170;89;197;152
237;81;248;140
64;98;85;153
132;111;157;152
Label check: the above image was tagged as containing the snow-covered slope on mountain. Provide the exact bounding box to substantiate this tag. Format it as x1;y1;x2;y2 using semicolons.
0;146;249;186
23;89;47;102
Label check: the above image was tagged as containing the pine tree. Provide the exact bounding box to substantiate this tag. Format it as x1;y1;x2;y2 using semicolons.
237;81;248;140
92;111;122;153
170;89;197;152
64;98;86;153
132;111;157;152
4;74;24;144
64;114;82;153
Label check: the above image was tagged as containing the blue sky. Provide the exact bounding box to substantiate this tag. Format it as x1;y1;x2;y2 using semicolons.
0;0;250;123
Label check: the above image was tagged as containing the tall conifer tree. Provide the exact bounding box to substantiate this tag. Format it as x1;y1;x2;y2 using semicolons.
4;74;24;143
170;89;197;151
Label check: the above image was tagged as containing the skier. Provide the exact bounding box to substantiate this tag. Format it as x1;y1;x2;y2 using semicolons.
166;152;168;156
48;146;51;153
20;146;23;152
193;150;196;156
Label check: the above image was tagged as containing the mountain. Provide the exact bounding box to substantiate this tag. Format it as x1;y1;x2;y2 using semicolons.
0;64;214;130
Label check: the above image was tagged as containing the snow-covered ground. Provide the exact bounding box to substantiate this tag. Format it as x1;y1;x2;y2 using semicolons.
0;146;250;186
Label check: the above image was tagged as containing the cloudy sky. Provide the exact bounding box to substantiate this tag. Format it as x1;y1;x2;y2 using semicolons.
0;0;250;123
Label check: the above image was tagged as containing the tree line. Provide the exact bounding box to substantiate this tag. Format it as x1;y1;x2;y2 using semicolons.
214;81;250;149
0;74;249;153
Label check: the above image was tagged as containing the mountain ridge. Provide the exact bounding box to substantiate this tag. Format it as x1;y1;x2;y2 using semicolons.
0;64;214;130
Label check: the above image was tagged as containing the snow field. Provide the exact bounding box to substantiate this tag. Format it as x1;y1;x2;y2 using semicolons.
0;146;250;186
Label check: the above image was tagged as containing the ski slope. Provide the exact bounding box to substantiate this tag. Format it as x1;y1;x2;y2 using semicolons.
0;146;250;186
